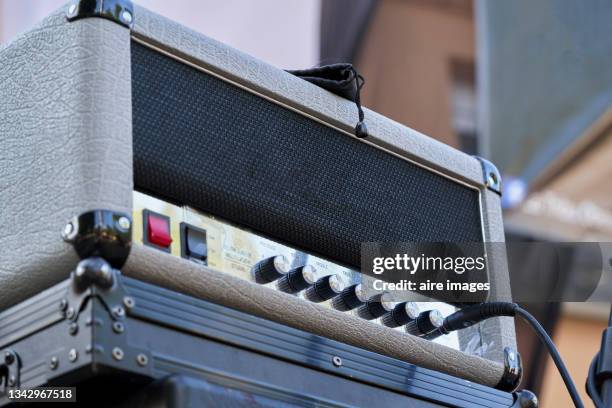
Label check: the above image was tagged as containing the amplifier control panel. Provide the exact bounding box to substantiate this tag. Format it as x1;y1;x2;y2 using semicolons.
132;191;463;351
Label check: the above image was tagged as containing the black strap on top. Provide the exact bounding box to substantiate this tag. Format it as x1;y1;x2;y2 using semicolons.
287;63;368;138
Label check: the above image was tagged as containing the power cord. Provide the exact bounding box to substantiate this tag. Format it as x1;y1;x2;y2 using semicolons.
437;302;585;408
514;307;584;408
587;354;606;408
586;304;612;408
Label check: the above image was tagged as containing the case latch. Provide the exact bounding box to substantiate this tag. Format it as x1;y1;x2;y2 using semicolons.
0;349;20;394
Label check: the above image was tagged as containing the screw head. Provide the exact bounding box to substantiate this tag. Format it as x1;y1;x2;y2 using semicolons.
332;356;342;367
49;356;59;370
117;216;131;231
136;354;148;367
112;321;125;334
120;10;133;24
66;307;76;320
123;296;135;309
4;351;15;365
69;322;79;335
112;306;125;318
68;348;78;362
59;299;68;312
487;172;498;187
62;222;75;241
67;4;77;17
112;347;124;361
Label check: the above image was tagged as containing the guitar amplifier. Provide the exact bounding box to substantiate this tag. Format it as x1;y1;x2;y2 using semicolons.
0;0;518;397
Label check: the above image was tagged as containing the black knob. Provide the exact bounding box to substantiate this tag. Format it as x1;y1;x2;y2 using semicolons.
381;302;420;328
404;310;444;338
251;255;290;284
357;293;394;320
277;265;317;294
332;283;368;311
304;275;346;303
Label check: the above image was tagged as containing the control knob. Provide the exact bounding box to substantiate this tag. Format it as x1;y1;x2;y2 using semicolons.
404;310;444;338
332;283;368;311
381;302;420;328
251;255;290;284
304;275;346;302
357;293;394;320
277;265;317;294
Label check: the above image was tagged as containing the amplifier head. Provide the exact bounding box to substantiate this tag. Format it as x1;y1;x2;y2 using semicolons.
0;0;516;386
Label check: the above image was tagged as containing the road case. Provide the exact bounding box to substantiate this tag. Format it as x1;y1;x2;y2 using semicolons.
0;269;530;407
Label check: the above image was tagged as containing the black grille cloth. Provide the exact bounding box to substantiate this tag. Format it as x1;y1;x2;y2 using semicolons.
131;42;483;268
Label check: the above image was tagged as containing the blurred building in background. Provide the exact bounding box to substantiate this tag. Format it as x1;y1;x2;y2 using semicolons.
2;0;610;406
322;0;476;151
477;2;612;405
321;1;610;407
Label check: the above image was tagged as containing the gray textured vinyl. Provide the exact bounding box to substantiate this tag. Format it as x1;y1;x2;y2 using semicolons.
0;10;133;310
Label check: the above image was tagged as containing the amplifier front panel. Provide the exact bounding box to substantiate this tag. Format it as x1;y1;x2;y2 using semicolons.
133;191;462;351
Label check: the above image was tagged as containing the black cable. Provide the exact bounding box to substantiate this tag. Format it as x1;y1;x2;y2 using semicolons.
438;302;584;407
514;307;584;408
605;306;612;405
587;354;606;408
586;304;612;408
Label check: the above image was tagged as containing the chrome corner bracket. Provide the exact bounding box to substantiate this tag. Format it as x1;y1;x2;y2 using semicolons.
66;0;134;28
475;156;502;195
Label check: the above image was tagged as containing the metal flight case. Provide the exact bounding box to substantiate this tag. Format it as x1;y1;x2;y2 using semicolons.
0;262;532;407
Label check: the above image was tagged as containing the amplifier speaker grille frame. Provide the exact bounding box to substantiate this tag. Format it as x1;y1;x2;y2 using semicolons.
130;37;486;271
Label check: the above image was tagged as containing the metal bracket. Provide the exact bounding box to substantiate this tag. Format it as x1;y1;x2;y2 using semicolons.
62;210;132;269
496;347;523;392
50;258;152;380
65;0;134;28
60;210;133;330
61;258;130;326
474;156;502;195
0;349;20;394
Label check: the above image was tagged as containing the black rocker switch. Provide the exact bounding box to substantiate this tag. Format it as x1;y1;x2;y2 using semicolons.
357;293;394;320
381;302;420;328
252;255;290;284
304;275;346;302
277;265;317;294
180;223;208;265
332;283;368;311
